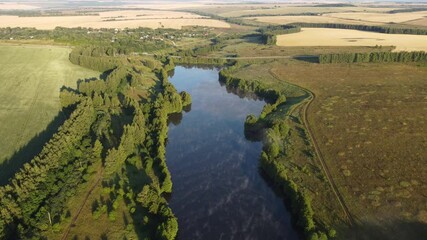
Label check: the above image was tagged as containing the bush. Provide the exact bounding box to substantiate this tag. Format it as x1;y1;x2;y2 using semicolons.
108;210;117;222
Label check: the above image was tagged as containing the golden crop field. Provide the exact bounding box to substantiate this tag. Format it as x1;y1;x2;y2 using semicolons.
219;6;398;18
248;15;370;25
406;17;427;27
0;10;230;29
276;28;427;51
0;2;39;10
324;11;427;24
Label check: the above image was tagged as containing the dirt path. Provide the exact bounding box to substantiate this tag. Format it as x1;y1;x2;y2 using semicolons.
61;168;104;240
269;69;356;226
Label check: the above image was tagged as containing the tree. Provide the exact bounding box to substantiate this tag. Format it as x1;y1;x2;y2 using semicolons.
180;91;192;107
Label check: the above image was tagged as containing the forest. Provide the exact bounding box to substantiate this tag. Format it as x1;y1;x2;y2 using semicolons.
258;25;301;45
319;51;427;64
0;44;192;239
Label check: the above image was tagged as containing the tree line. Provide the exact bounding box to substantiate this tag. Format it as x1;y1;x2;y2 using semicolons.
387;8;427;13
0;43;187;239
0;99;97;239
68;53;183;239
240;12;319;18
319;51;427;64
177;10;263;27
258;25;301;45
291;22;427;35
171;56;233;66
220;65;336;240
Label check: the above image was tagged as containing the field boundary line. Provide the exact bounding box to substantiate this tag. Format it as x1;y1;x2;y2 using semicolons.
269;68;356;226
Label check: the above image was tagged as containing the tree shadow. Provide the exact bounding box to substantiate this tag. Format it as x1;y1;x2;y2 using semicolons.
167;112;183;126
293;55;319;63
60;85;80;94
242;33;264;44
0;110;68;186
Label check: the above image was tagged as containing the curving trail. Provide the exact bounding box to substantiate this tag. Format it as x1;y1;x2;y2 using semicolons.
269;69;356;226
61;168;104;240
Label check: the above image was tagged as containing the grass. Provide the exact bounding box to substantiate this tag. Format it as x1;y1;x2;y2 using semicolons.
270;60;427;239
229;59;427;238
43;159;140;240
206;35;395;58
276;28;427;51
231;61;348;233
0;44;99;182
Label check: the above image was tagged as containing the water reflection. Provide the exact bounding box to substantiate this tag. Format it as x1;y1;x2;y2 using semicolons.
166;66;298;240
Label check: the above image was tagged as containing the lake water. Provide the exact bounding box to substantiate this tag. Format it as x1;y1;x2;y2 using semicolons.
166;66;298;240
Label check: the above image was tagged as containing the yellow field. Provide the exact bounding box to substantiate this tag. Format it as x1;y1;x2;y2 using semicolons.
405;18;427;27
325;11;427;24
220;6;397;18
276;28;427;51
248;15;371;25
0;2;39;10
0;10;230;29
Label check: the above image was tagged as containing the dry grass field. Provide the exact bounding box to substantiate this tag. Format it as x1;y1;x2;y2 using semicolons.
208;36;394;59
324;11;427;24
229;59;427;238
0;2;39;10
181;3;399;17
276;28;427;51
219;6;398;18
0;10;230;29
271;61;427;239
0;44;99;182
248;15;370;25
406;17;427;27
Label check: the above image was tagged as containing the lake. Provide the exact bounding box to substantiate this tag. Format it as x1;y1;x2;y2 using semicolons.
166;66;298;240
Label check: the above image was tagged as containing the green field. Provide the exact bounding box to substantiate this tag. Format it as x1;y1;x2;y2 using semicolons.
0;45;99;182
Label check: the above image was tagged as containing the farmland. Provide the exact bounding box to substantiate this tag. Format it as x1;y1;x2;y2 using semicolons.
248;15;371;25
0;1;427;240
186;4;398;18
324;11;427;24
0;9;230;29
276;28;427;51
0;2;39;10
0;44;99;183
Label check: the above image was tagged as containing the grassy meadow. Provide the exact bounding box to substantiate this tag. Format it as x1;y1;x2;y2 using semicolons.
0;44;99;183
271;61;427;238
228;59;427;238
